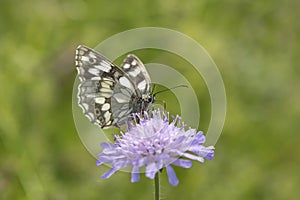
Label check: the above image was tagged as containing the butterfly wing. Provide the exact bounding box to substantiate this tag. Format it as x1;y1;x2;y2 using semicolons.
75;45;138;128
121;54;152;96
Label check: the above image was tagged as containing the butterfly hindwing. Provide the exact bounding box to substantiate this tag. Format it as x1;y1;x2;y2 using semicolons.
75;45;153;128
76;45;135;128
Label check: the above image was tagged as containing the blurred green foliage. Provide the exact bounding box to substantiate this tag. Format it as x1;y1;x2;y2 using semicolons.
1;0;300;199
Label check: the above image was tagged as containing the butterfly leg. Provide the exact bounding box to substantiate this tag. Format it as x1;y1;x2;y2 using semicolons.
162;100;166;111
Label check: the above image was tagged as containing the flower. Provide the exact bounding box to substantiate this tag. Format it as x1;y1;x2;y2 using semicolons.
96;110;215;186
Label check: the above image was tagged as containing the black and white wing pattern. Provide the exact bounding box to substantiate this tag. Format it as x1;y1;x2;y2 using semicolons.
75;45;154;129
121;54;151;95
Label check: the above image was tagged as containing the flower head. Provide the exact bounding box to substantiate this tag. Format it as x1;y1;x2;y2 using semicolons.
97;110;214;186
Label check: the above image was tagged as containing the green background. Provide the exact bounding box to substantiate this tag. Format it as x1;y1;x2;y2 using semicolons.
1;0;299;199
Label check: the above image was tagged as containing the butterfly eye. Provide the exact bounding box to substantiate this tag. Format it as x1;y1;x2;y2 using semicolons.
148;96;154;103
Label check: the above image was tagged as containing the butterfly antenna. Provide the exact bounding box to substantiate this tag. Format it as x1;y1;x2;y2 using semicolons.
153;85;188;96
151;83;156;94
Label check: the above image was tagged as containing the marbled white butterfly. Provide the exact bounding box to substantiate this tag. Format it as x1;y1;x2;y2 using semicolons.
75;45;155;129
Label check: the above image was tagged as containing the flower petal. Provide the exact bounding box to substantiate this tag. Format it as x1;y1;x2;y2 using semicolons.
146;163;158;179
96;159;103;166
197;146;215;160
166;165;179;186
172;159;192;168
100;142;111;149
112;159;131;168
203;146;215;160
205;152;214;160
182;153;204;162
98;155;114;163
101;168;117;179
131;166;140;182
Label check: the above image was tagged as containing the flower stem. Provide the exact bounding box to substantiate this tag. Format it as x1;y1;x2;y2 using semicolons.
154;173;160;200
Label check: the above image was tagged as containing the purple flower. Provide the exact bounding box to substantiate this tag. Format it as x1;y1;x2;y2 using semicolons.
96;110;215;186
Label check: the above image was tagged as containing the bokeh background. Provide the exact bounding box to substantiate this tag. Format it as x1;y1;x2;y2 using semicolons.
1;0;300;199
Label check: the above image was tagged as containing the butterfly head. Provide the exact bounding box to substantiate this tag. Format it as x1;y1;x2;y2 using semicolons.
142;94;156;104
148;95;156;104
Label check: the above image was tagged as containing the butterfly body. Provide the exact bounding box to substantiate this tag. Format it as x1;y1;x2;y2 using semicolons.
75;45;154;129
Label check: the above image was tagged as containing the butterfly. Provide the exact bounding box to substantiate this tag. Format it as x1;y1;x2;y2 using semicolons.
75;45;155;129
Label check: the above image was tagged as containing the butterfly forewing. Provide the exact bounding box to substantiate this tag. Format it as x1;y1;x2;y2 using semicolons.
121;54;152;95
75;45;154;129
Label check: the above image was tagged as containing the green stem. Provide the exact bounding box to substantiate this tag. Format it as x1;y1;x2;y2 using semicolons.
154;173;160;200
